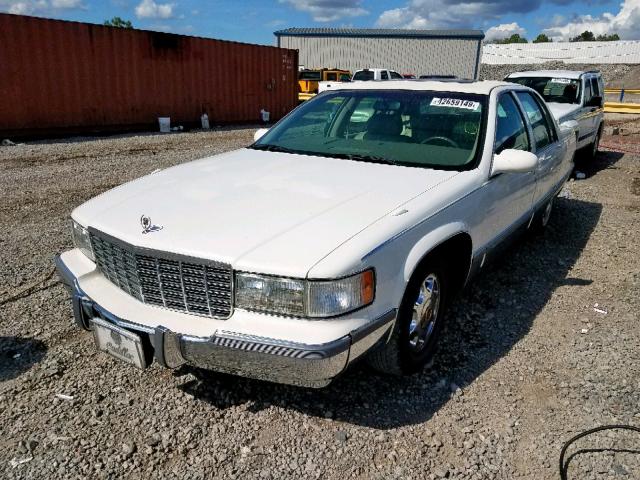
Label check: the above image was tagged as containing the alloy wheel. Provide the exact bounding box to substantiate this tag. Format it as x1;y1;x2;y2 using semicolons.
408;273;441;353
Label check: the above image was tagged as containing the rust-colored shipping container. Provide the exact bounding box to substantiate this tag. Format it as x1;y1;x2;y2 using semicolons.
0;14;298;137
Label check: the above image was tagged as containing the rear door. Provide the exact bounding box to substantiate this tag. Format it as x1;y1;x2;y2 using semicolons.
514;90;566;204
577;75;594;147
586;76;603;138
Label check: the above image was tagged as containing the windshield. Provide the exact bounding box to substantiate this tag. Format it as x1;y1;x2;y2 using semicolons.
250;89;487;170
299;71;321;81
509;77;581;104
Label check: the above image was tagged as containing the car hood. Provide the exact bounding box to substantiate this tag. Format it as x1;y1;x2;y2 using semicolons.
73;149;458;277
546;103;581;122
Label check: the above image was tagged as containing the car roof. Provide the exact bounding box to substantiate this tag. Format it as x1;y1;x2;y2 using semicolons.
506;70;597;80
324;80;509;95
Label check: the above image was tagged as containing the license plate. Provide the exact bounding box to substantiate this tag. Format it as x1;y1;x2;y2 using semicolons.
91;318;147;369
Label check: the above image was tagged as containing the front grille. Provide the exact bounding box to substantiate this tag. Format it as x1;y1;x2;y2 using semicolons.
90;230;233;319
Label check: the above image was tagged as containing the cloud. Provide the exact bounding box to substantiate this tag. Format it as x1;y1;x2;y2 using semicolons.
280;0;367;22
0;0;82;14
543;0;640;40
376;0;541;29
51;0;82;7
485;22;526;41
135;0;174;19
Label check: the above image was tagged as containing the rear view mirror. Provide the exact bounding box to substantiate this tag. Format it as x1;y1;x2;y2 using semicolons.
491;149;538;176
253;128;269;142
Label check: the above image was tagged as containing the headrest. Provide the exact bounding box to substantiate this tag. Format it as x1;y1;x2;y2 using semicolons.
367;111;402;136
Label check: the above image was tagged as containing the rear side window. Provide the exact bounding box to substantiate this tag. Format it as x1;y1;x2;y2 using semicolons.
495;93;530;154
353;70;374;81
583;78;593;103
326;72;337;81
381;71;389;80
516;92;553;150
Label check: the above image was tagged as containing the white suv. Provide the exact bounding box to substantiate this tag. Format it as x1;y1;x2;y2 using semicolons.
505;70;604;158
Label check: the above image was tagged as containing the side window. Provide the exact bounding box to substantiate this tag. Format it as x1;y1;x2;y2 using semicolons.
381;71;389;80
390;71;403;79
532;94;558;142
516;92;552;150
590;77;602;107
590;77;600;97
583;78;593;104
325;72;337;81
495;93;530;154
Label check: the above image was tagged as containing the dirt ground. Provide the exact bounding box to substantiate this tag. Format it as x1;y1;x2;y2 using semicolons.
0;122;639;479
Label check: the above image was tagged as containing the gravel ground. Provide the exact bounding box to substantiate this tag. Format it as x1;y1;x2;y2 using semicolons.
1;126;639;479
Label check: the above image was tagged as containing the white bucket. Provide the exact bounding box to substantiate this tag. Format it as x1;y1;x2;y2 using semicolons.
200;113;210;129
260;109;270;123
158;117;171;133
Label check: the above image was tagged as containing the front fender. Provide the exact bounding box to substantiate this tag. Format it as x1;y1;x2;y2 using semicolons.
403;221;470;282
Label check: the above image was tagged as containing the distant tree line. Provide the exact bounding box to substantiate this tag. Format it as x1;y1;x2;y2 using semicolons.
490;30;620;44
570;31;620;42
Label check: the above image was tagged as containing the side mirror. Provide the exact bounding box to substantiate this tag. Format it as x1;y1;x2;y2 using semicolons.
253;128;269;142
491;149;538;176
586;96;602;108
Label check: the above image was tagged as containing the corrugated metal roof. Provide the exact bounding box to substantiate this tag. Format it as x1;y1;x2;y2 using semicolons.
274;27;485;40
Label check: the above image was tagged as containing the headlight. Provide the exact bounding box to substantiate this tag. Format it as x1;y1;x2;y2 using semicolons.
235;273;305;316
235;269;374;318
71;220;95;261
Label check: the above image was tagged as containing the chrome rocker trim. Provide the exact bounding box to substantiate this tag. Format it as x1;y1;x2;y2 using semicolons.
55;254;396;388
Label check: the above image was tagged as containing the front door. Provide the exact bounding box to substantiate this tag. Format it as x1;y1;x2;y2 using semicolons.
474;91;537;251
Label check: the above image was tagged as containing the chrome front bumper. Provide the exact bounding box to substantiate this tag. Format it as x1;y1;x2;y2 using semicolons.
55;254;396;388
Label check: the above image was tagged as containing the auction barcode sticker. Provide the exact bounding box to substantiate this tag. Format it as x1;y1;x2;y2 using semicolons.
430;97;480;110
551;78;571;84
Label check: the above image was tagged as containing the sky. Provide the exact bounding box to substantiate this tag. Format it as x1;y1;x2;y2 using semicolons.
0;0;639;44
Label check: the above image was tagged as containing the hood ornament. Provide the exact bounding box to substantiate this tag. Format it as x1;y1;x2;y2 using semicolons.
140;215;163;234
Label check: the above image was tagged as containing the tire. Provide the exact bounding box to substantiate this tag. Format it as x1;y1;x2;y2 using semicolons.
586;126;602;160
529;195;555;235
367;256;451;376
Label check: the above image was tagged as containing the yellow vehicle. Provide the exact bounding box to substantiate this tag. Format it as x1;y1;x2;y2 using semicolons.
298;69;351;102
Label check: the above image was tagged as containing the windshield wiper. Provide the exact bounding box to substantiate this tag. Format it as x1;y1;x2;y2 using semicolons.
249;144;299;154
326;152;398;165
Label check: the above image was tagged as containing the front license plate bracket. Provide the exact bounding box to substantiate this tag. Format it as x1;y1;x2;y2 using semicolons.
91;317;147;369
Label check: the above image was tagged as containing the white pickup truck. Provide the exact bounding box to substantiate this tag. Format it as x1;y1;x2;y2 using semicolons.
352;68;404;81
56;80;577;388
505;70;604;158
318;68;404;95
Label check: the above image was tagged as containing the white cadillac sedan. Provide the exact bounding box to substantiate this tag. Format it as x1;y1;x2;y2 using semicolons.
56;80;577;388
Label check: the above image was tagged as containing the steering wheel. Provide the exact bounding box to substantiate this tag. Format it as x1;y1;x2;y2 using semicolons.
420;136;459;148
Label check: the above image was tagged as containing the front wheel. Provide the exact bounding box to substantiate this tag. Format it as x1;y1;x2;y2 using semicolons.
367;258;450;375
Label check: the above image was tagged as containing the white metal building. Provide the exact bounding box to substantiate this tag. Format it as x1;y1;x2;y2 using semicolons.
275;28;485;79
